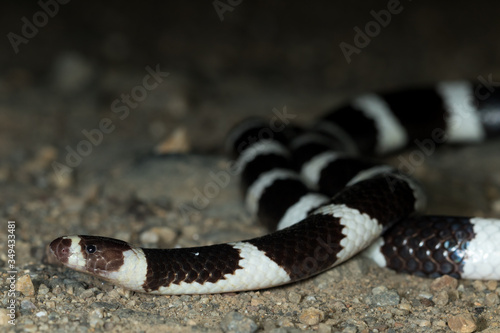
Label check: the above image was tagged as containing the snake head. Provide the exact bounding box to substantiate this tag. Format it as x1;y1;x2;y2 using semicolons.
49;235;132;278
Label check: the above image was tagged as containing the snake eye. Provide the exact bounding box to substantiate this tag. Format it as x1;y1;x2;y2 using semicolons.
86;244;97;254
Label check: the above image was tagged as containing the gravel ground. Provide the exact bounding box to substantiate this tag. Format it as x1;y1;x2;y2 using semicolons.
1;1;500;332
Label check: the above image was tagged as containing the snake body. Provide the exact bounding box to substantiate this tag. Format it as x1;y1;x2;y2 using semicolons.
49;80;500;294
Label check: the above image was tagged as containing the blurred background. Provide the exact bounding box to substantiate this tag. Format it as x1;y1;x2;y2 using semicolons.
2;0;500;230
2;1;500;164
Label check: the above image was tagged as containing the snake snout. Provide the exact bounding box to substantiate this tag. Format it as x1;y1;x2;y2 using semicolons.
49;237;73;265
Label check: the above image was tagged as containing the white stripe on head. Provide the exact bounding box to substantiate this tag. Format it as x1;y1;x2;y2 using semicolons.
437;81;485;142
63;236;87;270
351;94;409;154
105;248;148;292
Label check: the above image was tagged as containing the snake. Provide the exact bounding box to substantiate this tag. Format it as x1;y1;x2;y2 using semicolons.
49;80;500;295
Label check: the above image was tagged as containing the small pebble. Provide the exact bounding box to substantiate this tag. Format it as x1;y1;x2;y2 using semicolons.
22;324;37;332
89;317;104;328
372;285;388;294
262;319;276;331
472;280;486;291
420;298;435;307
277;317;294;328
154;127;190;154
186;319;197;326
419;291;433;299
417;319;432;327
90;302;120;311
17;274;35;296
90;309;105;319
486;281;498;291
449;290;460;302
365;286;400;306
332;300;347;311
0;309;11;325
288;291;301;304
151;226;177;244
250;298;263;307
220;311;258;333
79;289;95;299
299;307;325;326
318;323;332;333
35;311;47;318
44;301;55;309
448;313;476;333
115;231;132;243
48;312;60;322
304;295;317;302
431;275;458;291
140;229;160;244
434;320;448;328
38;284;50;295
342;325;358;333
434;290;449;306
485;293;499;306
392;303;412;316
20;300;37;311
398;300;412;311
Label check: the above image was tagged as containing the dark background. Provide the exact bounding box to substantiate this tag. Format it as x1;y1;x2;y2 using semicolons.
2;1;500;161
